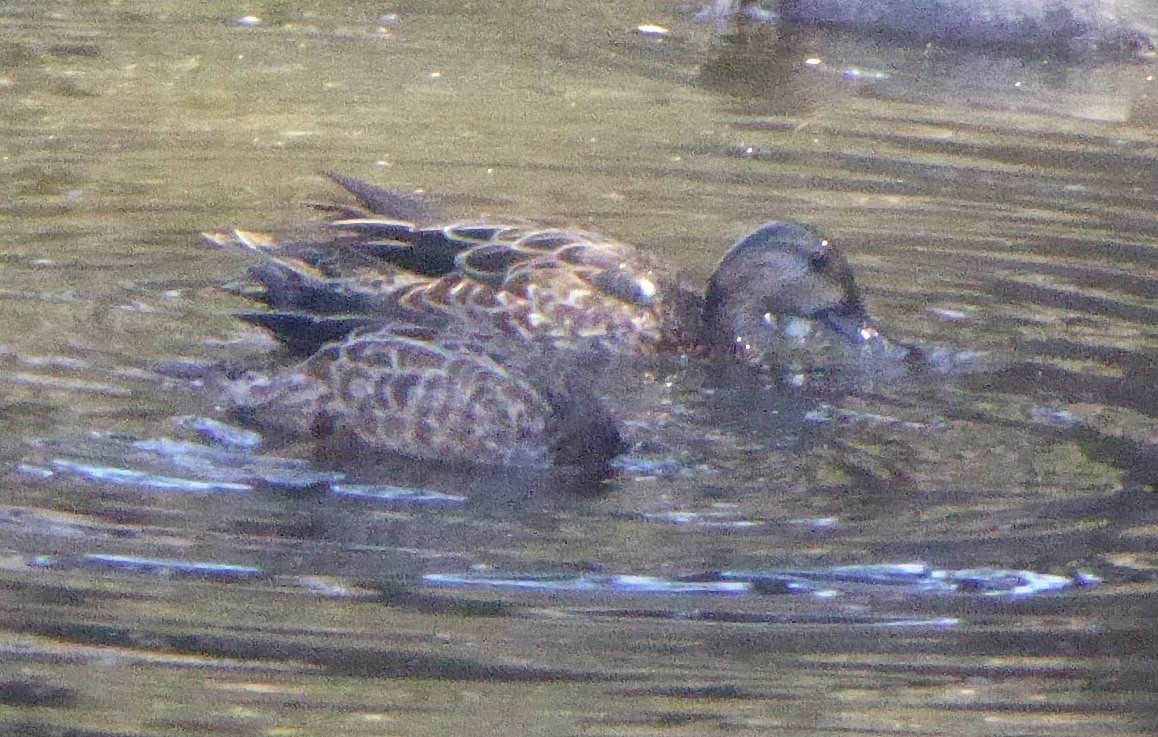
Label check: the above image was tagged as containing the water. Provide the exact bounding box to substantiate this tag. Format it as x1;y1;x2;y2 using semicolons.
1;2;1156;736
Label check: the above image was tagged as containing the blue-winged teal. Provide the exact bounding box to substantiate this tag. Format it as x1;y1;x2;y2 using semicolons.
204;173;916;470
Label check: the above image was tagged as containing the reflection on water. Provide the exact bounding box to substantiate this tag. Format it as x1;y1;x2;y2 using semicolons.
1;1;1156;735
701;18;1155;121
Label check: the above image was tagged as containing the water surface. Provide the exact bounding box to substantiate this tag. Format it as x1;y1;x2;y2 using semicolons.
1;2;1156;736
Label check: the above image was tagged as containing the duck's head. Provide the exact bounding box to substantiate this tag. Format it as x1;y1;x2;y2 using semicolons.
702;221;919;381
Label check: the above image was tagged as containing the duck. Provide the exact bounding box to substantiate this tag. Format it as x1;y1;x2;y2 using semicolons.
202;173;918;470
220;323;627;471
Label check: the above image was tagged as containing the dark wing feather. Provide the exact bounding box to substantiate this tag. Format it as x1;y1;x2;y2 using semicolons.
323;171;439;222
236;312;386;356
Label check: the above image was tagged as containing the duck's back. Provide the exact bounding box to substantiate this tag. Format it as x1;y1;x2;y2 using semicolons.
205;177;701;357
225;327;625;469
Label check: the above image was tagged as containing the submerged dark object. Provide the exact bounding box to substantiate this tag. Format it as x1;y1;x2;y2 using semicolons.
203;174;917;469
739;0;1156;53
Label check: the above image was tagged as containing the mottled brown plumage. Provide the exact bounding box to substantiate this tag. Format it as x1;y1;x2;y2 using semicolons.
225;327;624;469
205;216;701;358
204;173;918;469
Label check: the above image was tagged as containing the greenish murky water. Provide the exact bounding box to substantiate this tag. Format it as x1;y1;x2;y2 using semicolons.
1;2;1156;736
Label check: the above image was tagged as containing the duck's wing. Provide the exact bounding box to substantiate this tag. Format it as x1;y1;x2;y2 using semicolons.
205;175;699;354
203;227;451;354
312;176;687;309
225;327;624;470
393;227;698;352
233;312;387;356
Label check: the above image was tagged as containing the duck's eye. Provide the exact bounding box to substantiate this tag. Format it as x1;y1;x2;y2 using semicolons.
808;251;829;271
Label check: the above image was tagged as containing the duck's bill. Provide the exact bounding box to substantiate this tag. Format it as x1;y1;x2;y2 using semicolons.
735;308;1000;387
737;310;922;387
815;310;919;364
817;308;882;344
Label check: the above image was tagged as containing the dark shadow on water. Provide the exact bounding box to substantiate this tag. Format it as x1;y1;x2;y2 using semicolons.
305;448;619;512
697;14;1151;121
